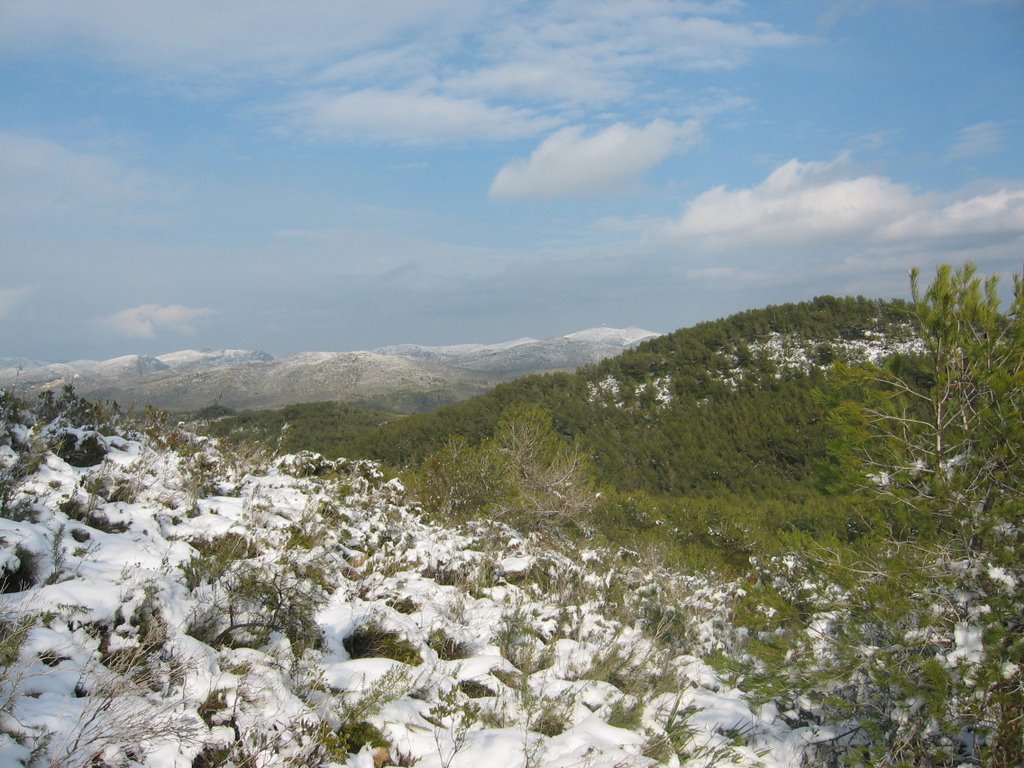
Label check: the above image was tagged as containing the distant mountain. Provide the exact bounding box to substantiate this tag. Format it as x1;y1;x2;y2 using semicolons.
0;329;656;412
0;349;272;386
79;352;492;412
373;326;660;375
155;348;274;371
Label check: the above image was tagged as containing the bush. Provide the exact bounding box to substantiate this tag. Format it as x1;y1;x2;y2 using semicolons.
427;627;473;661
343;618;421;665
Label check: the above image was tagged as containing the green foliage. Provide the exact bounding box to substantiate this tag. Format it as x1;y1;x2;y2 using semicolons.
343;618;421;665
336;720;389;754
780;262;1024;767
427;627;473;660
408;404;595;533
184;535;332;655
352;295;915;500
182;532;259;589
408;435;512;519
197;401;402;462
34;384;122;434
606;695;644;730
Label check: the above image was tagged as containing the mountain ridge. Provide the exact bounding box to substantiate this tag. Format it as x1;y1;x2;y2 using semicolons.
0;327;659;413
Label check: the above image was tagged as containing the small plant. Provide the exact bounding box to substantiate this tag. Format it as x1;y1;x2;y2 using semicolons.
530;692;572;737
457;678;495;698
428;627;473;661
1;544;39;594
489;666;521;690
640;732;674;762
429;686;480;768
181;532;258;589
337;720;389;754
334;665;414;754
343;618;421;665
387;596;420;615
606;695;643;730
493;602;543;673
44;525;67;585
58;492;129;533
53;430;107;468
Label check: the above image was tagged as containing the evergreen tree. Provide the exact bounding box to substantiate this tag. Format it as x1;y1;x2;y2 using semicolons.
814;263;1023;766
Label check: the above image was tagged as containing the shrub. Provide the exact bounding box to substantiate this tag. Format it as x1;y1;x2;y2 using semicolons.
343;618;421;665
0;544;39;594
427;628;473;661
457;679;495;698
181;532;258;589
53;431;107;467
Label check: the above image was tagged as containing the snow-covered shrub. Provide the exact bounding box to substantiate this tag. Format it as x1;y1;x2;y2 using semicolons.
343;617;420;665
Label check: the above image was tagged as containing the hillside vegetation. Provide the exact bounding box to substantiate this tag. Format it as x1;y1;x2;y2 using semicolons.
6;265;1017;766
202;296;921;573
208;295;918;495
192;266;1022;765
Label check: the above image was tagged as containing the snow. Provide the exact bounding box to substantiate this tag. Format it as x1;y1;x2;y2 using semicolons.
155;349;273;369
0;408;814;767
562;327;660;345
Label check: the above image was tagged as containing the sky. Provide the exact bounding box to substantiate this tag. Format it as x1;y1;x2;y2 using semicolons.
1;0;1022;362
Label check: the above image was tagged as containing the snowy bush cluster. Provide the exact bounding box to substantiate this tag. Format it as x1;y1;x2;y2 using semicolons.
0;390;831;767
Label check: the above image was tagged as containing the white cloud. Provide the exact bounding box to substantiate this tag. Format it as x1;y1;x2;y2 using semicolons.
0;1;800;80
667;155;1024;254
881;188;1024;240
490;119;701;200
672;156;915;244
103;304;214;338
1;1;803;144
947;121;1004;160
288;88;562;144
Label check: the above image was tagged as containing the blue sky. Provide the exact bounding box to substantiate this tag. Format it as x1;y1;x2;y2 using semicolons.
1;0;1022;361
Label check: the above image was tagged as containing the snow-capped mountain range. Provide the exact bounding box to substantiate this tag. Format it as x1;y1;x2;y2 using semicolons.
0;328;660;412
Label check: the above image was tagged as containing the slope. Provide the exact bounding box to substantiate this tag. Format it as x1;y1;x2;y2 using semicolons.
0;388;813;767
356;295;920;497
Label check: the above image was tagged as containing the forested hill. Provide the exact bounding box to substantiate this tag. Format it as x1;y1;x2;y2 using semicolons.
229;295;918;499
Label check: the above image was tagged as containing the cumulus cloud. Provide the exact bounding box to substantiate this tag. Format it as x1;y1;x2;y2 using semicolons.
103;304;214;338
288;88;561;144
947;121;1004;160
672;156;915;244
669;155;1024;253
490;119;701;200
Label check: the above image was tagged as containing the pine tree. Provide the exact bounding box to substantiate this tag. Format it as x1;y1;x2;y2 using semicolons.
815;263;1023;766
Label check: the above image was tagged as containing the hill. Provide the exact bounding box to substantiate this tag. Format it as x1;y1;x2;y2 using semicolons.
329;295;920;497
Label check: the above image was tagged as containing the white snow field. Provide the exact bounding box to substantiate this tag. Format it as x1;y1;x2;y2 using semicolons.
0;397;819;767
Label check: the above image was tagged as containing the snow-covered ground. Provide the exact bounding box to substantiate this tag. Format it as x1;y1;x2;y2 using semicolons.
0;399;819;767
